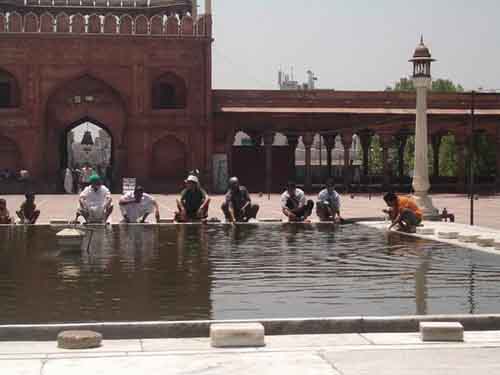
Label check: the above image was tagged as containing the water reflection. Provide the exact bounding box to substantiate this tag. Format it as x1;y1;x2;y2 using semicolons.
0;224;498;323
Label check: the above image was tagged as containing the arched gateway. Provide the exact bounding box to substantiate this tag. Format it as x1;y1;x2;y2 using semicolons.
45;75;126;191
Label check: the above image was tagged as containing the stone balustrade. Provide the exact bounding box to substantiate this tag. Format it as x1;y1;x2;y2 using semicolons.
0;11;209;35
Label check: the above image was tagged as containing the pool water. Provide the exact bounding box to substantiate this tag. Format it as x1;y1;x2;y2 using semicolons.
0;224;499;324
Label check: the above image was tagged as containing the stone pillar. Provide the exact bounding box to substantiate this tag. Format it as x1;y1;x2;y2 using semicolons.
380;134;392;188
496;130;500;191
412;77;438;216
323;134;336;178
431;134;442;179
286;134;299;180
359;132;372;178
263;132;275;195
302;132;314;192
455;134;467;193
205;0;212;14
341;133;353;187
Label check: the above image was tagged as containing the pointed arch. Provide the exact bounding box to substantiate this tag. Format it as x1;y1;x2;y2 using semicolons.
150;14;163;35
134;14;148;34
40;12;54;32
151;71;187;109
103;14;117;33
88;14;101;33
71;13;85;33
180;14;193;35
0;68;21;108
56;13;70;33
8;12;22;33
0;13;5;32
119;14;133;34
165;14;178;35
24;12;39;33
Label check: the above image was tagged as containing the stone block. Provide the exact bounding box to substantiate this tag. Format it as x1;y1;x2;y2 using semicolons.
458;234;479;243
419;322;463;342
416;227;435;235
57;330;103;349
476;236;495;247
210;323;265;348
56;228;85;248
50;219;70;225
158;218;174;224
437;231;459;239
493;240;500;250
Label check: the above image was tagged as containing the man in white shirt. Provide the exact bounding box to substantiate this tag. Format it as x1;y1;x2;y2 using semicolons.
75;174;113;223
316;178;342;222
119;186;160;223
280;181;314;222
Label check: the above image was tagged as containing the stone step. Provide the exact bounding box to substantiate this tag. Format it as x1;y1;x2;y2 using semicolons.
210;323;265;348
476;236;495;247
50;219;71;225
258;218;282;223
416;228;435;235
458;234;479;243
420;322;464;342
437;231;459;240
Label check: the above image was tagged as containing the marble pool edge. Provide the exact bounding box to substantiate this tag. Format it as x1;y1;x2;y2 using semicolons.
2;315;500;341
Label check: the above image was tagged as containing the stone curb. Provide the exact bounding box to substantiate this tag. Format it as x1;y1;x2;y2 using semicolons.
2;315;500;341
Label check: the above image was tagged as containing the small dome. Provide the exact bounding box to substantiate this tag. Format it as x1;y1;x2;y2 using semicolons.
412;36;432;59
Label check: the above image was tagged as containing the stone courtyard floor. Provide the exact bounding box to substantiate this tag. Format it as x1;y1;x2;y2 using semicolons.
1;193;499;230
4;331;500;374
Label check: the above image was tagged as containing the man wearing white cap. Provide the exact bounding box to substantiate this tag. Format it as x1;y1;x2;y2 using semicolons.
175;175;211;222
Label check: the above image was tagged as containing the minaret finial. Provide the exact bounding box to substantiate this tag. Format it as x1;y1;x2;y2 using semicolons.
420;34;424;44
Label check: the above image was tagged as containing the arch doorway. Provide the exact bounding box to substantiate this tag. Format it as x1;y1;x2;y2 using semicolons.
62;118;113;192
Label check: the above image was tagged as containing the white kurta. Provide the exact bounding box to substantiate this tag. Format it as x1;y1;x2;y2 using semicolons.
120;192;155;222
64;168;73;194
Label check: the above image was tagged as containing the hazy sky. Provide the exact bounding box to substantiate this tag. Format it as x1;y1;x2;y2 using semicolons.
210;0;500;91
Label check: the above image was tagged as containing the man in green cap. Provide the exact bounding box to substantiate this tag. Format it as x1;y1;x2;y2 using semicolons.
75;174;113;223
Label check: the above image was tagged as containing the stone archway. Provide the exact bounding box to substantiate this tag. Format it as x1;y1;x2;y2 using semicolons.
44;75;126;191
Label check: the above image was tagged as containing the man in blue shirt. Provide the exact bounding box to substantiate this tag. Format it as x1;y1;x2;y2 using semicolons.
316;179;342;222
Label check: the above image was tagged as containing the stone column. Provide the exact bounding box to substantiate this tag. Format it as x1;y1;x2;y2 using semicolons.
412;77;438;216
431;134;442;179
496;130;500;191
455;134;467;193
341;133;353;187
359;132;372;178
263;131;275;195
302;132;314;192
380;134;392;188
323;134;336;178
286;134;299;181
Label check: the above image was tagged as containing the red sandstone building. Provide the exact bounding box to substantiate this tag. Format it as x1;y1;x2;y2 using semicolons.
1;0;500;193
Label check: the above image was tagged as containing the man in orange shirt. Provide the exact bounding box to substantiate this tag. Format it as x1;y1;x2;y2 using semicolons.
383;192;423;233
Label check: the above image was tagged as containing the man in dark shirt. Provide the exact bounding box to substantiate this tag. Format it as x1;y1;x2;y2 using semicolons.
175;175;211;222
221;177;259;223
16;192;40;224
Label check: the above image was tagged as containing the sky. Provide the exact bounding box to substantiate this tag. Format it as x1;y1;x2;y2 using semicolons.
209;0;500;91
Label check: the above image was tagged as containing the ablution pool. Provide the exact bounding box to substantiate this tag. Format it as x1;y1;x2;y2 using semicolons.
0;223;499;324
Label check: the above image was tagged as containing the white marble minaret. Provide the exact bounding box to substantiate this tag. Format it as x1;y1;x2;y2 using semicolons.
410;37;439;217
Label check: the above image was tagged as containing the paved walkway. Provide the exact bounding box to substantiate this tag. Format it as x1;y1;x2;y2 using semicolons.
4;331;500;374
2;193;500;230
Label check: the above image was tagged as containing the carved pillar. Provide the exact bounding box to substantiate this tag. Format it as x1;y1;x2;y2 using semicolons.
431;134;442;179
286;134;299;180
302;132;314;192
359;132;372;178
323;134;336;178
455;134;467;192
341;132;353;187
263;131;275;195
380;134;393;188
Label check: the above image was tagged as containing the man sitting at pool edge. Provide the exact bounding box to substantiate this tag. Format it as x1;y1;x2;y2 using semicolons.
221;176;259;223
281;181;314;222
383;192;422;233
75;174;113;224
119;186;160;223
175;175;210;222
316;178;342;223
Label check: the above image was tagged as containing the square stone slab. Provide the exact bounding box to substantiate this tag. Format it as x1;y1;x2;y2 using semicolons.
210;323;265;348
420;322;464;342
